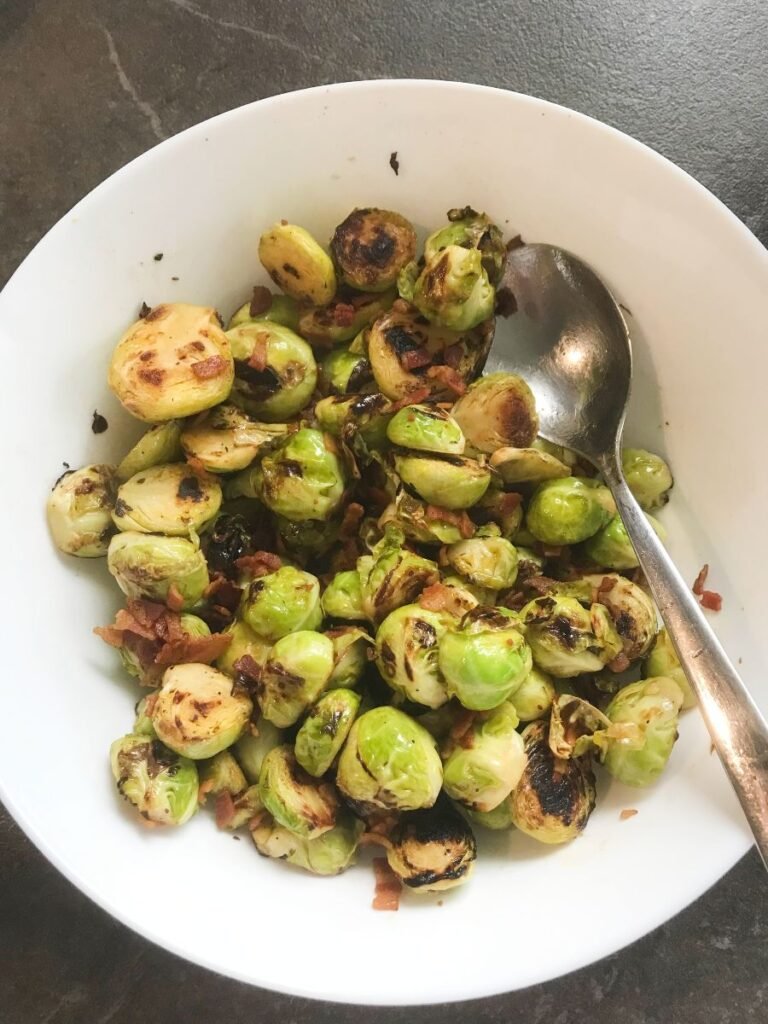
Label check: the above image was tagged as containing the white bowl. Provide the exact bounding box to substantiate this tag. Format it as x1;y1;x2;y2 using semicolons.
1;80;766;1005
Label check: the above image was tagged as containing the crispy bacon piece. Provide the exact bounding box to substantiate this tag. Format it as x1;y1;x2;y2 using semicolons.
203;574;242;612
442;343;464;369
372;858;402;911
249;285;272;317
424;505;474;538
620;808;638;821
448;709;477;749
388;387;431;413
608;652;631;673
399;347;432;371
235;551;282;577
233;655;263;686
185;455;209;477
247;333;269;371
153;632;231;667
499;491;523;515
340;502;365;539
692;564;709;596
192;355;227;379
332;302;356;327
215;791;237;829
524;575;556;595
166;583;185;612
701;590;722;612
418;582;468;618
426;364;467;395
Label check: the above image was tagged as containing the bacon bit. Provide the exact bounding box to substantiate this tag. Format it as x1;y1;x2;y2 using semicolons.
247;333;269;371
419;582;457;613
153;631;231;667
499;590;526;611
233;655;263;684
192;355;227;379
249;285;272;317
184;454;209;478
388;387;431;413
449;709;477;749
215;791;237;829
203;574;242;612
701;590;722;612
525;576;556;595
138;301;152;319
608;652;631;673
442;343;464;369
424;505;474;538
235;551;282;577
426;364;467;395
499;491;523;515
360;832;392;849
392;298;412;314
619;808;638;821
332;302;357;328
399;347;433;371
340;502;365;539
372;858;402;911
166;583;185;612
198;778;215;805
597;575;615;596
537;543;563;559
692;564;709;596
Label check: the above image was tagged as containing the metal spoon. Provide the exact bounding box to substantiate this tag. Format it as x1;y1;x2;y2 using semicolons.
493;243;768;867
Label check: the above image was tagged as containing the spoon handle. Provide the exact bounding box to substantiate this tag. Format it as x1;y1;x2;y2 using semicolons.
599;452;768;869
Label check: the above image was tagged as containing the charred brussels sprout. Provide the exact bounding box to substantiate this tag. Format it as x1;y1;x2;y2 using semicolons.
116;422;183;481
489;446;571;485
326;626;371;688
180;404;288;473
357;527;438;623
386;800;477;893
275;514;340;561
602;677;684;786
411;245;494;332
445;533;519;590
375;604;452;709
259;428;346;522
252;809;363;875
386;404;465;455
331;208;417;292
258;222;336;304
202;511;258;579
394;452;490;510
151;663;252;759
294;688;361;776
438;609;532;711
228;322;317;421
112;463;221;536
584;573;658;662
508;666;556;722
107;532;209;608
258;631;335;727
622;448;673;510
548;694;612;759
442;702;527;811
259;745;339;838
521;595;622;678
47;464;116;556
215;619;273;679
108;304;234;422
526;477;611;546
645;628;696;709
452;373;538;454
379;489;470;546
199;749;247;799
336;706;443;812
509;720;596;844
321;570;366;621
300;290;395;347
227;291;300;331
113;611;211;685
424;207;506;284
314;393;393;453
110;734;199;825
581;512;665;570
233;716;283;783
319;345;372;395
241;565;322;640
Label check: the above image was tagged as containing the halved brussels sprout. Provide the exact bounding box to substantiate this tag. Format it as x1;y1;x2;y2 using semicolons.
107;531;209;608
411;245;494;331
112;463;221;536
180;404;288;473
252;808;364;875
228;322;318;422
375;604;452;709
386;404;465;455
233;716;283;784
215;619;273;678
47;464;116;557
508;666;556;722
199;749;247;799
227;292;300;331
258;631;335;727
438;608;532;711
464;796;514;831
151;663;252;759
474;487;524;539
259;745;339;838
111;610;212;685
378;489;470;546
110;734;199;825
241;565;322;641
331;208;417;292
259;428;346;522
602;677;684;786
386;800;477;893
275;514;340;561
319;346;372;395
445;533;519;590
548;694;612;759
116;422;183;481
357;526;438;623
294;688;361;777
509;720;596;844
442;702;526;811
645;628;696;709
521;595;622;678
440;575;492;614
622;448;673;510
526;477;611;546
584;573;658;662
321;570;367;621
326;626;372;688
394;452;490;510
314;393;393;452
336;706;443;812
218;785;264;830
300;290;395;347
581;512;665;570
108;304;234;422
452;373;538;454
133;696;157;737
424;207;506;284
258;222;336;304
489;446;571;485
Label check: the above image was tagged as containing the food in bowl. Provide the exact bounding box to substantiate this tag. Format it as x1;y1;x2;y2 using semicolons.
46;204;688;902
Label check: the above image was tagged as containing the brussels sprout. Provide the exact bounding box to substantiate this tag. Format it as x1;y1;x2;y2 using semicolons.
326;626;372;688
180;404;288;474
275;514;340;561
331;208;417;292
112;463;221;536
228;322;318;422
259;745;340;839
107;531;209;608
110;734;198;826
215;619;273;678
227;292;300;331
394;452;490;510
300;290;395;347
474;487;524;539
445;534;519;590
386;404;465;455
375;604;452;709
47;464;116;556
438;608;532;711
411;245;494;332
508;666;556;721
336;706;443;812
357;526;438;623
424;206;506;284
115;611;211;685
464;797;514;831
442;702;526;811
585;573;658;662
133;696;156;737
440;575;493;614
258;222;336;304
151;663;252;759
233;717;284;783
314;393;393;452
258;631;335;727
252;808;364;875
199;749;247;798
202;510;261;579
645;628;696;709
602;677;684;786
509;720;596;844
622;448;673;510
581;512;663;570
321;570;367;621
319;346;372;395
108;304;234;422
452;373;538;454
548;694;612;759
386;800;477;893
526;477;612;546
116;422;183;481
241;565;322;640
521;595;622;677
294;688;361;776
259;428;346;522
220;785;264;829
489;446;571;485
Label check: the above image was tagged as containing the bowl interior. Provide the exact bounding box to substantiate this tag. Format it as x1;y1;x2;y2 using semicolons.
0;81;766;1004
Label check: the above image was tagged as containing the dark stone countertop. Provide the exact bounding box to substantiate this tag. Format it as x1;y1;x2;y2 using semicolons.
2;1;766;1020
